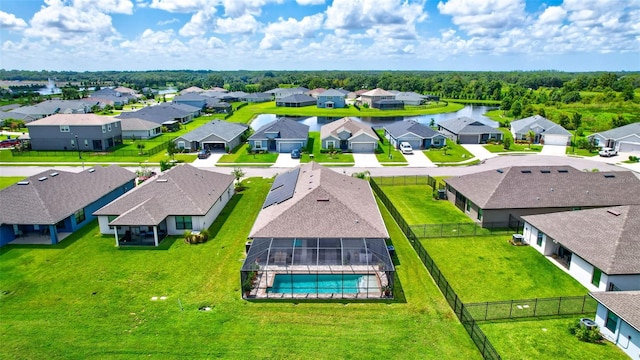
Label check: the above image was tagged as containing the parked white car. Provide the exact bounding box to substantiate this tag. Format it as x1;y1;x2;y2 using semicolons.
599;147;618;157
399;142;413;154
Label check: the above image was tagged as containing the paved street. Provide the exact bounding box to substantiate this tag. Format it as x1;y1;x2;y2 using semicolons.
406;151;436;167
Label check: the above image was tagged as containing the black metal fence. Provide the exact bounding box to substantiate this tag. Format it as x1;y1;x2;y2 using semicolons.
410;222;522;238
465;296;598;321
370;177;501;360
372;175;443;189
12;138;175;158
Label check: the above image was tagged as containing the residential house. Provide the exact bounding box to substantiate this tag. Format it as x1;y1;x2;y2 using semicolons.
511;115;571;145
521;206;640;292
320;117;378;152
444;166;640;227
90;88;136;106
172;92;208;109
395;92;428;106
438;116;503;144
174;120;249;152
276;94;317;108
242;162;393;299
7;99;93;121
116;103;200;131
119;118;162;139
94;165;234;247
384;120;447;149
359;88;395;107
0;166;135;246
248;117;309;153
265;87;310;100
242;92;272;103
316;89;347;109
26;114;122;151
179;86;205;94
590;291;640;359
308;88;326;99
589;122;640;153
372;99;404;110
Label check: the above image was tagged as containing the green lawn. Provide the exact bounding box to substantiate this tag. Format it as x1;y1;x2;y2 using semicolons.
380;184;472;224
0;178;481;359
423;142;474;163
374;130;407;163
485;143;543;153
300;132;354;163
481;317;628;360
218;143;279;164
422;237;588;302
0;176;24;189
0;148;196;164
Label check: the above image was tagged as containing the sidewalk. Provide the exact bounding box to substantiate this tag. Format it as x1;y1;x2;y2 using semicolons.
461;145;498;161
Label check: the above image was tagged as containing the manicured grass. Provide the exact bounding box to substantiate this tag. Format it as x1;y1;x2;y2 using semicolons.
481;317;628;360
380;184;472;224
374;130;406;163
300;132;354;163
0;148;196;164
566;147;598;156
0;176;24;189
485;143;542;153
421;237;588;302
218;143;279;163
423;142;474;163
0;178;481;359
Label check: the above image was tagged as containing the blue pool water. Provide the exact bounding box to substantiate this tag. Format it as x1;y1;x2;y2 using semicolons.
269;274;369;294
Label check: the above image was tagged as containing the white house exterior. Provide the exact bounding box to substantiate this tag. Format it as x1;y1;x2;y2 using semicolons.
590;291;640;359
510;115;571;146
589;123;640;153
522;206;640;292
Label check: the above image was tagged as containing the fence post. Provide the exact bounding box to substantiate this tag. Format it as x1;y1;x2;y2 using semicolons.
509;299;514;318
481;336;488;357
423;224;426;238
484;302;489;321
581;295;585;313
440;224;443;237
557;297;562;315
533;298;538;316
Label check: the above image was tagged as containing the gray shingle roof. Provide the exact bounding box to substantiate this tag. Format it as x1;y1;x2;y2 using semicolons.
93;165;234;226
522;206;640;274
439;116;500;135
249;162;389;239
320;117;377;141
277;94;316;103
116;103;197;124
590;291;640;332
119;118;161;131
589;122;640;141
249;118;309;140
243;92;271;100
318;89;347;97
0;165;135;225
177;120;248;142
394;92;425;101
444;166;640;209
511;115;571;136
27;113;118;126
384;120;442;139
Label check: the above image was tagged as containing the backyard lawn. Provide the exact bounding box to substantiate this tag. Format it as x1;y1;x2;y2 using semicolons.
218;143;279;164
0;176;24;189
0;177;482;359
300;132;354;164
421;236;588;302
374;130;407;164
481;317;628;360
423;142;474;163
379;184;472;224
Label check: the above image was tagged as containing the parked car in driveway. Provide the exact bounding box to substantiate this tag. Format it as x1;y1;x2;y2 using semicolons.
599;147;618;157
399;142;413;154
291;148;301;159
197;149;211;159
0;139;20;148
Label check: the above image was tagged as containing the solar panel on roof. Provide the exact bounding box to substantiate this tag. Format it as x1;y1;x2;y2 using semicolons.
262;168;300;208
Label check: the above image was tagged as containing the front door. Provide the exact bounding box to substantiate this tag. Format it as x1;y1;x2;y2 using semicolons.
340;140;348;150
269;139;276;151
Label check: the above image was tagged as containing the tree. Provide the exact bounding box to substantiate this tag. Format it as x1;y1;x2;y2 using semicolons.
526;130;536;149
137;142;146;155
510;100;522;118
231;167;245;186
503;136;512;150
166;140;178;160
352;170;370;179
558;113;570;129
571;112;582;130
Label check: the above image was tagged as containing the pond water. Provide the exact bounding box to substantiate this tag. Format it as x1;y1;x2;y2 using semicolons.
250;105;499;131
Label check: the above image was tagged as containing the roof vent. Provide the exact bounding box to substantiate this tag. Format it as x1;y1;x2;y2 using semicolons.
496;169;504;173
88;168;96;173
50;172;59;177
17;181;30;185
317;198;330;202
38;177;47;181
604;174;615;178
541;170;550;174
156;179;168;183
558;169;568;173
521;170;532;174
607;209;621;216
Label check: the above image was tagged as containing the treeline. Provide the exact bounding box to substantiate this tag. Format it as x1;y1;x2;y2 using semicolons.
1;69;638;102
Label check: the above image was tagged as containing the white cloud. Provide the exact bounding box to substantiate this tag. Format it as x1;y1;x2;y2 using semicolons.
437;0;526;36
296;0;325;5
179;8;216;37
326;0;426;30
221;0;283;17
148;0;209;13
263;13;324;39
157;18;180;25
215;14;260;34
73;0;134;14
0;11;28;30
538;6;566;24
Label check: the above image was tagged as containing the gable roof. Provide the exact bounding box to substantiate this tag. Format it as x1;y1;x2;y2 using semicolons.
511;115;571;136
249;117;309;140
0;165;135;225
361;88;394;97
320;117;377;141
395;92;425;101
277;94;316;103
180;86;204;94
318;89;347;97
445;166;640;210
177;120;248;142
589;122;640;141
116;103;198;123
27;113;118;126
172;93;208;102
439;116;500;135
522;206;640;274
119;118;161;131
93;165;234;226
243;92;271;100
384;120;442;139
249;162;389;239
590;291;640;332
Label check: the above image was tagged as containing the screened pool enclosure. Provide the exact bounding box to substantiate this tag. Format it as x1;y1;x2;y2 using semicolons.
241;238;395;299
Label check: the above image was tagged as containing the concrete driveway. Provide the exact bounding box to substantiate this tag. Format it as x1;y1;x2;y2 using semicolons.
540;145;567;156
272;153;300;168
461;145;496;161
352;153;382;167
191;152;224;167
406;151;436;167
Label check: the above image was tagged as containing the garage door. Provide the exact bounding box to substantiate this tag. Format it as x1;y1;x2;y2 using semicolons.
458;135;478;144
204;142;226;151
278;142;303;153
618;142;640;153
543;135;569;146
351;142;376;153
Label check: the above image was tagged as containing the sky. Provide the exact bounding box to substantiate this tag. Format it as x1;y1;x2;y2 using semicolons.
0;0;639;72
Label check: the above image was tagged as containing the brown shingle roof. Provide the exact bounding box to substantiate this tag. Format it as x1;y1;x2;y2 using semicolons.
320;117;377;141
27;113;118;126
590;291;640;332
249;162;389;239
93;165;234;226
522;206;640;274
445;166;640;209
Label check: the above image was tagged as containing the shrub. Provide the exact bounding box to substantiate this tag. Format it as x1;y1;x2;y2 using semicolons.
629;155;639;163
567;320;602;343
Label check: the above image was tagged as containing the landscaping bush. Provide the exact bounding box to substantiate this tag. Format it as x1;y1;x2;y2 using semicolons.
184;229;210;244
629;155;639;163
567;320;602;343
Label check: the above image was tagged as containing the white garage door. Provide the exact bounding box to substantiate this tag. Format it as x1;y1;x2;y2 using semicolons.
618;142;640;153
351;142;376;153
278;142;303;153
458;135;478;144
543;135;569;146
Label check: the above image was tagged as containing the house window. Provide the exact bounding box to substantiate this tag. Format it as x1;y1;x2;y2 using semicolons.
327;140;335;149
591;268;602;287
175;216;192;230
60;125;70;132
114;122;118;128
605;310;619;332
255;142;262;149
71;139;76;147
466;201;471;212
177;141;185;150
537;231;544;246
74;208;86;224
84;139;88;147
477;208;483;221
433;138;441;146
107;215;117;223
102;125;107;133
108;124;112;131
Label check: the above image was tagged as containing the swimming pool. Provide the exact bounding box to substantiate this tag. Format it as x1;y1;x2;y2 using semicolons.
268;274;374;294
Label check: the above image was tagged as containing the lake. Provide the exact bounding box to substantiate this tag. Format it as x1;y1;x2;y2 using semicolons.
250;105;499;131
